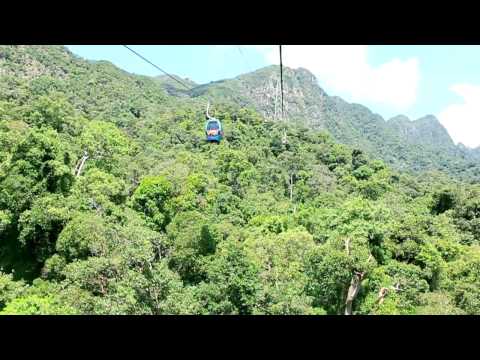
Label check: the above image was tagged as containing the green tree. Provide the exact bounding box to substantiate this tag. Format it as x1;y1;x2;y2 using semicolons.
196;240;260;315
245;229;317;314
131;175;173;230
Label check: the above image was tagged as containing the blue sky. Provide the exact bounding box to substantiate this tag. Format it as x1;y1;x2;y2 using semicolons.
66;45;480;148
66;45;267;85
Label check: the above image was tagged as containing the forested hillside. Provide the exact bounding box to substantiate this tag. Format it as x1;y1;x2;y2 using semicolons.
1;45;480;315
193;65;480;181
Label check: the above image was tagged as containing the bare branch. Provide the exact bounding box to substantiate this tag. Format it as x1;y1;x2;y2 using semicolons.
392;282;402;292
377;282;402;307
75;151;89;177
282;129;288;145
377;287;389;305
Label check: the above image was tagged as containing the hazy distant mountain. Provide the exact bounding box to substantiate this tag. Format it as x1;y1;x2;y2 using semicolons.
155;75;197;97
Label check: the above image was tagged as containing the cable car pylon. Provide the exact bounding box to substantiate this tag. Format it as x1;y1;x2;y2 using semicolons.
279;45;288;145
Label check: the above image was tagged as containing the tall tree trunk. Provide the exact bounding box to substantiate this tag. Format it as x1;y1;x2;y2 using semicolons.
345;272;365;315
75;151;89;177
345;238;350;256
289;173;294;202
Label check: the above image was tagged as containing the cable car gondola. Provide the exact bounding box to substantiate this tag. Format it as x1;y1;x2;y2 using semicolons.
205;102;223;143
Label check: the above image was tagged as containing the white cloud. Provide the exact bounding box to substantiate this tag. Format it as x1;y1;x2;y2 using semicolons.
251;45;420;111
438;84;480;148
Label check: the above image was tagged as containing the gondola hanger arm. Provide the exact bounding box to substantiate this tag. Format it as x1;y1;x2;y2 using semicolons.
206;101;212;119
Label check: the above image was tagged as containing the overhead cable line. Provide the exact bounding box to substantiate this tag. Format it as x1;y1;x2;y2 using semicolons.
122;45;193;91
236;45;252;73
122;45;214;116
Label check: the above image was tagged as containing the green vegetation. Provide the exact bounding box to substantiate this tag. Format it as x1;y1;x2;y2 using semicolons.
0;45;479;315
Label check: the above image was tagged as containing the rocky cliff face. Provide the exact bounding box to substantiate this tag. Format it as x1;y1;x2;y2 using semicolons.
388;114;455;149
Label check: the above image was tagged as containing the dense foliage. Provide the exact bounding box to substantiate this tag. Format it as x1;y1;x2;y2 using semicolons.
1;45;479;315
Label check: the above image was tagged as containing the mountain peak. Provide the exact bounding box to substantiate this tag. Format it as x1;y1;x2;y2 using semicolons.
292;67;317;80
416;114;440;123
389;115;411;123
239;65;317;83
387;113;454;149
